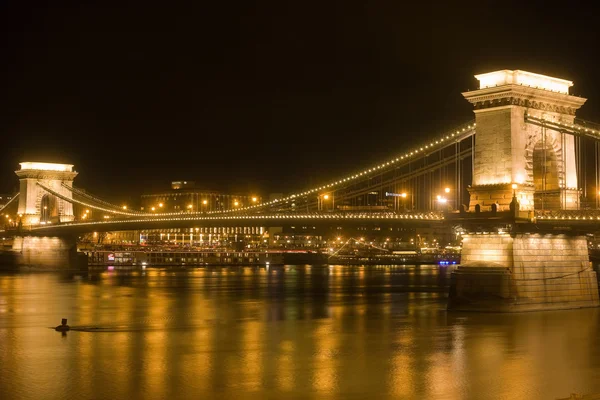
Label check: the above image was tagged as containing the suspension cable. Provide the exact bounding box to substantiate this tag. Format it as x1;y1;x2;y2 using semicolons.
0;193;20;214
63;184;145;215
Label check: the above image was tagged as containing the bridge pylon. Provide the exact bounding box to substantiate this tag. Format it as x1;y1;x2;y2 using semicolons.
15;162;78;225
463;69;586;212
449;70;600;313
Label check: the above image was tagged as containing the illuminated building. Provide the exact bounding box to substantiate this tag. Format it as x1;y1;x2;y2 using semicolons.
140;181;261;213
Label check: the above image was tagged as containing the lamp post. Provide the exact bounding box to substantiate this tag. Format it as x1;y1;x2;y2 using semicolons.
400;192;408;211
444;187;452;210
319;194;332;211
436;195;448;211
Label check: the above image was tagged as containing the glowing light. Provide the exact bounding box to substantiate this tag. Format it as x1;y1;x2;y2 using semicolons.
444;187;450;193
122;205;127;210
158;203;163;207
475;69;572;94
19;162;74;172
252;197;257;202
323;194;329;200
202;200;208;205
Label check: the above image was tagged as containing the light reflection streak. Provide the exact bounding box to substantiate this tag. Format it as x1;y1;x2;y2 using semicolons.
312;321;338;393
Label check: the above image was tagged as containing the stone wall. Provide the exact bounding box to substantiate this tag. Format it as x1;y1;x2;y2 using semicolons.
449;233;600;312
7;236;86;270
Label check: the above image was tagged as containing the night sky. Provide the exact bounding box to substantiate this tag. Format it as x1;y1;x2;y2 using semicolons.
1;1;599;205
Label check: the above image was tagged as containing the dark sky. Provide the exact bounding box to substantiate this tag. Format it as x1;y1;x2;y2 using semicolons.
1;0;599;204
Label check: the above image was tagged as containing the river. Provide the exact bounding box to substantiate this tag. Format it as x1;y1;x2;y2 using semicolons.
1;264;600;399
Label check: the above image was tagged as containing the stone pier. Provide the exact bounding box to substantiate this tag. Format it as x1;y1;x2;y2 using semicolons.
448;232;599;312
0;236;87;270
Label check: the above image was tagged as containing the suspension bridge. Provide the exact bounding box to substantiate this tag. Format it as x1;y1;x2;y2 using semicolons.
1;69;600;312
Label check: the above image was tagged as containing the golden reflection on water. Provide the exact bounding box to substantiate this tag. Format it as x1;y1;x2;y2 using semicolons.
0;266;600;399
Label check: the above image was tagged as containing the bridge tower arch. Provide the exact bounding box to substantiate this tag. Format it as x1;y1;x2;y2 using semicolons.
463;69;586;211
15;162;78;225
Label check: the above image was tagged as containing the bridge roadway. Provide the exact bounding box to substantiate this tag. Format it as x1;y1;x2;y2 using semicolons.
4;209;600;237
9;211;446;236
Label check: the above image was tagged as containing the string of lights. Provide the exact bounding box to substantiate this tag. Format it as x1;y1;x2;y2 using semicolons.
209;120;477;214
63;183;146;214
30;212;445;233
37;182;446;224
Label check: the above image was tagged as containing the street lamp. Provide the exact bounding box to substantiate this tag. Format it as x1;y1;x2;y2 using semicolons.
399;192;408;211
436;194;448;211
318;193;333;211
318;194;329;211
512;183;518;197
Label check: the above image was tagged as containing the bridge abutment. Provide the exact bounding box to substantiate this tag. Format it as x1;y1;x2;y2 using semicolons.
448;232;599;312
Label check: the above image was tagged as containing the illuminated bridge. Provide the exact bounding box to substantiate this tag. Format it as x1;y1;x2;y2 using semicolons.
0;69;598;241
1;70;600;237
3;69;600;312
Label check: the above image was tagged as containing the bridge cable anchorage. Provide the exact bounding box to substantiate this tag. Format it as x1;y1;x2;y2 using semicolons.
0;192;20;214
62;183;146;215
208;120;476;215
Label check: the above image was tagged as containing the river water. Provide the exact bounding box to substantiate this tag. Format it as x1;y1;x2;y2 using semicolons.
1;264;600;400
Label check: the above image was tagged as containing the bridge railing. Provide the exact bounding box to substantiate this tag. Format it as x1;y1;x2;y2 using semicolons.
535;209;600;220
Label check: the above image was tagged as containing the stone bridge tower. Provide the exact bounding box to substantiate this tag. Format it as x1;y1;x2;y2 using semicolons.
15;162;78;225
463;70;586;211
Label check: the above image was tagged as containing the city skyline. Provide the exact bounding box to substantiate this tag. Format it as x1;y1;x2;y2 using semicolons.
1;1;599;202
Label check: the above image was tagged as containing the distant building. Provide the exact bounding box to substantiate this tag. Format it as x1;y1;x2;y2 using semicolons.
140;181;261;213
170;181;195;190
